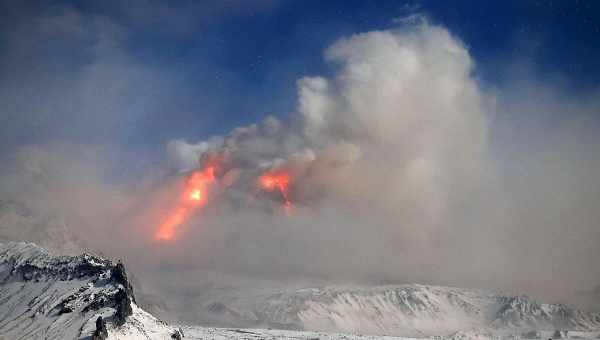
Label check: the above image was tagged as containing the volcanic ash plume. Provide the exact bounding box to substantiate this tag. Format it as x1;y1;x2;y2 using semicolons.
156;20;492;282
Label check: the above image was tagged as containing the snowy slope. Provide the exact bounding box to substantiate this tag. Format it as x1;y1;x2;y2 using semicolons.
0;242;425;340
0;242;177;339
195;284;600;337
2;241;600;340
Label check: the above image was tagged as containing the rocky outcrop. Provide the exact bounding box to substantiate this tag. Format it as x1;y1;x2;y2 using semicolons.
170;328;184;339
92;316;109;340
114;287;133;325
0;242;137;339
112;261;136;303
493;295;600;330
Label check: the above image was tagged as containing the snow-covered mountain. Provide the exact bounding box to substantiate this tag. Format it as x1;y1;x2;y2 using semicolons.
2;241;600;340
191;283;600;337
0;242;180;339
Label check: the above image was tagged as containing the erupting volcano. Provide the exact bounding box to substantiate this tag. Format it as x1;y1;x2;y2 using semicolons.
154;162;296;241
154;165;215;241
259;171;292;212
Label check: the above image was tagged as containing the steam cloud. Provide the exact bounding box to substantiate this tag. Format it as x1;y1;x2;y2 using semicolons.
162;21;491;278
1;14;599;321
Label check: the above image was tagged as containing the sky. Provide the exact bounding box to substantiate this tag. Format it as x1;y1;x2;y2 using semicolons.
1;0;600;319
1;0;599;168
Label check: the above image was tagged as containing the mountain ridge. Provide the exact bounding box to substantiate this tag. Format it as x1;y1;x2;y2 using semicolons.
0;241;177;339
1;241;600;339
193;282;600;336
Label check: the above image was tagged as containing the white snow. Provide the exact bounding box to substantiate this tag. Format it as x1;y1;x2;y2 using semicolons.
2;241;600;340
180;284;600;337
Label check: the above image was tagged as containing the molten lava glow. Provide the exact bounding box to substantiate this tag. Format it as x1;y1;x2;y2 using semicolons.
154;166;216;241
154;206;187;241
189;189;202;201
259;172;292;209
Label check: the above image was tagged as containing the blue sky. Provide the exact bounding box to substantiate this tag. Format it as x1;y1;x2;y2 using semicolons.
1;0;599;169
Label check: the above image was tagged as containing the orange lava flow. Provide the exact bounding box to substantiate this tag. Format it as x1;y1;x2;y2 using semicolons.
154;166;215;241
259;172;292;210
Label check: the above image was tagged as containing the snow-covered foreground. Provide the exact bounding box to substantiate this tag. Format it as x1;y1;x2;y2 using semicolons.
112;304;421;340
108;304;600;340
181;327;412;340
2;241;600;340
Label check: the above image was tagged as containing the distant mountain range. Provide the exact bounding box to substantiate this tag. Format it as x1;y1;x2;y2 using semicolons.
1;241;600;339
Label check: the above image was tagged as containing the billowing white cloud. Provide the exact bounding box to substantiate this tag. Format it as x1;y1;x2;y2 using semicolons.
167;21;490;237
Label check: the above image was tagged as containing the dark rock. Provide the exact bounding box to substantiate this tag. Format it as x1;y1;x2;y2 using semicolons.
14;253;108;282
82;294;109;313
56;292;78;315
114;288;133;326
171;329;183;339
58;305;73;314
92;316;108;340
111;260;136;303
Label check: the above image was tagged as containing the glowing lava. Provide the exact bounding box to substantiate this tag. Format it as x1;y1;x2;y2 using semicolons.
154;166;215;241
189;189;202;201
259;171;292;210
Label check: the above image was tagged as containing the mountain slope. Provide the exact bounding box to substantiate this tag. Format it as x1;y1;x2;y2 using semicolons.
0;242;419;340
2;241;600;340
196;284;600;337
0;241;176;339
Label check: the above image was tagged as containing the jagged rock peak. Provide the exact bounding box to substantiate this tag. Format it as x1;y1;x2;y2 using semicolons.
92;316;109;340
0;241;136;338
